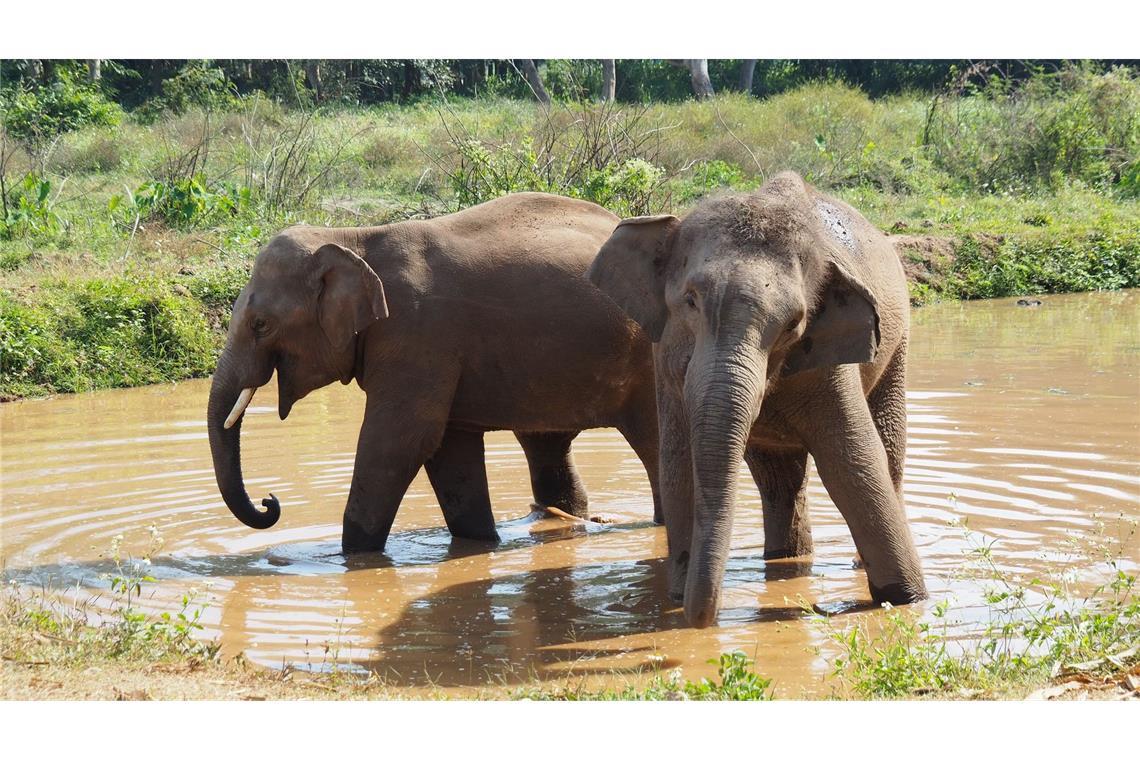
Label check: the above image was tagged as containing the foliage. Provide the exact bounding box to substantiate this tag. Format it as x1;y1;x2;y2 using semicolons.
111;175;251;229
817;526;1140;699
441;101;670;216
0;276;219;397
0;172;63;241
525;650;774;701
2;528;218;666
0;75;122;145
947;230;1140;299
924;64;1140;193
2;81;1139;398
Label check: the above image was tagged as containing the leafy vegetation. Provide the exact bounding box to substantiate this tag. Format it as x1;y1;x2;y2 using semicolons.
1;64;1137;399
519;651;774;701
815;525;1140;699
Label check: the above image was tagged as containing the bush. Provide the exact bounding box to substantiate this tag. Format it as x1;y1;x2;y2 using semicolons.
1;78;122;144
0;173;63;241
135;61;238;120
0;277;219;396
111;175;251;230
948;230;1140;299
925;65;1140;193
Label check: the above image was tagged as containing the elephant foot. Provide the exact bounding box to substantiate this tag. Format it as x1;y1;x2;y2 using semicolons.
869;580;928;607
341;513;394;554
444;509;500;543
448;525;501;543
762;546;814;561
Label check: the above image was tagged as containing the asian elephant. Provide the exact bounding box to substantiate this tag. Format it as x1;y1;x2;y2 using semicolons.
207;193;661;553
587;171;927;627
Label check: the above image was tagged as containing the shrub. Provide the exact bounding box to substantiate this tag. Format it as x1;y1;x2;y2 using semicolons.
110;175;251;230
134;61;239;120
0;172;63;241
0;77;122;145
925;65;1140;192
0;277;219;396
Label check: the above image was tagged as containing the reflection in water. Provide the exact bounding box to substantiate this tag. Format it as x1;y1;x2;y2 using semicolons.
2;290;1138;695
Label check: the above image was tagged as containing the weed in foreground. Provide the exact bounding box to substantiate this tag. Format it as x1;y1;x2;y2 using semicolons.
518;650;774;701
812;523;1139;699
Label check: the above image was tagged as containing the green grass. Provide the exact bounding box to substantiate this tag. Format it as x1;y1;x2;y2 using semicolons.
2;82;1138;398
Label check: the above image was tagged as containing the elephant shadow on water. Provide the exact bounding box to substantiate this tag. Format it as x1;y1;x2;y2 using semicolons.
331;554;861;687
7;519;867;689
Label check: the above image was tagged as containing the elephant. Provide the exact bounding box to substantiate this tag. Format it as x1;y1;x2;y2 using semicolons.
208;192;661;553
587;171;927;627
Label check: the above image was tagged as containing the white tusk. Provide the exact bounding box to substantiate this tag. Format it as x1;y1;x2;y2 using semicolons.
223;387;256;429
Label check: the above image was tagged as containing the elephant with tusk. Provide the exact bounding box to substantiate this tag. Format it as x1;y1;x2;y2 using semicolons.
207;193;662;551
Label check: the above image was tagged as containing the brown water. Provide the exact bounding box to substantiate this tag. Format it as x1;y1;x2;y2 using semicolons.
2;290;1138;696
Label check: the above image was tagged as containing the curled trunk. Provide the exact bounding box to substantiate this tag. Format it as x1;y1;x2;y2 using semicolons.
207;357;280;529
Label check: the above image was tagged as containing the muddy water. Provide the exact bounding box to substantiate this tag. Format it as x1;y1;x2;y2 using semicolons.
2;291;1138;696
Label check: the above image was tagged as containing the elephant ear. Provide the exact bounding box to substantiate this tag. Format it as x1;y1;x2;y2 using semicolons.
312;243;389;354
783;261;881;376
587;214;679;342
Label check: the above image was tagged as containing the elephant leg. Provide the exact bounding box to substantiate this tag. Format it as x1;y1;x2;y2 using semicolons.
745;445;812;559
617;383;664;524
341;401;446;554
791;369;927;605
656;379;694;603
515;431;588;519
868;340;908;503
424;426;500;542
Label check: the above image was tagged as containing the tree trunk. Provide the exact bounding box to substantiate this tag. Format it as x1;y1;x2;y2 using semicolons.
738;59;757;94
688;59;714;99
601;59;616;102
518;59;551;105
305;61;322;102
87;59;101;82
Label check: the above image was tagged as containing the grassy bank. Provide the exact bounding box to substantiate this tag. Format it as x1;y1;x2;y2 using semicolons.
3;72;1139;399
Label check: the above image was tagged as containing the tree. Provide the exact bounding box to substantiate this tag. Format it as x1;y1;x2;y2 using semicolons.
87;59;101;82
517;59;550;105
601;59;616;101
738;59;757;94
668;59;715;99
304;61;322;102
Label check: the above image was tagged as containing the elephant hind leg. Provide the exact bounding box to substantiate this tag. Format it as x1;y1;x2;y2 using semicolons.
617;382;664;524
515;431;589;519
425;426;500;542
746;445;813;559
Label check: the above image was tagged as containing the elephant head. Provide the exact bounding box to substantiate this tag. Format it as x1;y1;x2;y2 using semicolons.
207;232;388;529
588;172;882;626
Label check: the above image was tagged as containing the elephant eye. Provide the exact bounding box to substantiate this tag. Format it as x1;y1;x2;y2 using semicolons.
251;317;269;335
684;292;697;310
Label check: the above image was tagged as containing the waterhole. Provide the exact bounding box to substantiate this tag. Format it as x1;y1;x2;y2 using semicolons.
2;290;1137;695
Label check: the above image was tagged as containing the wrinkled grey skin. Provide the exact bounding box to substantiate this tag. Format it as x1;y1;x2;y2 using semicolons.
208;193;661;552
588;172;926;627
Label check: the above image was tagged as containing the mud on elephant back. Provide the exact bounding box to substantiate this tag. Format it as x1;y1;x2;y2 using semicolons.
588;171;928;628
207;193;662;553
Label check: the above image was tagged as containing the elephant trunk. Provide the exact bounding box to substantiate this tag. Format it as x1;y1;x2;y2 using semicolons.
207;353;280;530
683;348;767;628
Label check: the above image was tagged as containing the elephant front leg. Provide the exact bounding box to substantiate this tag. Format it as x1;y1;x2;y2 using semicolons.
745;445;813;559
342;401;444;554
657;383;695;604
425;427;500;542
792;370;927;605
515;431;588;519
